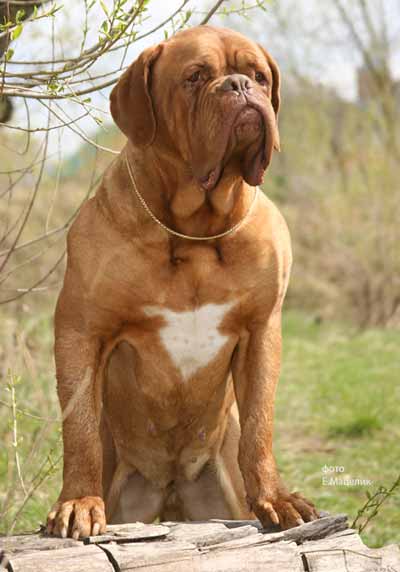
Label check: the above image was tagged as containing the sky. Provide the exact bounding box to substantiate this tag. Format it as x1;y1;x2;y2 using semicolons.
3;0;400;158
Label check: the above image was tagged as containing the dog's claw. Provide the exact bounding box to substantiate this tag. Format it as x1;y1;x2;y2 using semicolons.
60;526;67;538
252;489;319;530
262;501;280;525
46;496;106;539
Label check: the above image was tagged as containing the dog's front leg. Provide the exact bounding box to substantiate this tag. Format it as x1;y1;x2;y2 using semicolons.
46;325;106;539
232;310;319;530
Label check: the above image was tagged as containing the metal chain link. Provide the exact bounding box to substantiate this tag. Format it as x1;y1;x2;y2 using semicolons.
124;152;259;241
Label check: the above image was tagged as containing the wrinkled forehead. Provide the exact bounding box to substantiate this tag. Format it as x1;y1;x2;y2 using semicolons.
158;27;267;75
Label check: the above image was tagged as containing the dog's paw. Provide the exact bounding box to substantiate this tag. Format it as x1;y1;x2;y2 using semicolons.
46;496;106;539
251;490;319;530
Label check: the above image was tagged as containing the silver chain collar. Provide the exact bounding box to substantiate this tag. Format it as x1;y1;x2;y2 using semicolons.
124;152;259;241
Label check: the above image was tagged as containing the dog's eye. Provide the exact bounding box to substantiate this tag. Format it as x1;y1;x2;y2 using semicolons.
255;71;267;85
188;70;201;83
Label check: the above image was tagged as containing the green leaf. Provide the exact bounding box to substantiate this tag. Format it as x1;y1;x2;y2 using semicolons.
164;29;168;40
33;5;38;18
5;48;14;62
0;22;13;33
99;0;109;17
15;9;26;24
101;20;109;33
11;24;23;40
47;76;60;92
50;5;64;17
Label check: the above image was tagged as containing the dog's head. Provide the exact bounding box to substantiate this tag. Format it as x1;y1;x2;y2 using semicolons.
110;26;280;189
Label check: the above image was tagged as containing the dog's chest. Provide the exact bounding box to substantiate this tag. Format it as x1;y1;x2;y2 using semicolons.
143;301;235;380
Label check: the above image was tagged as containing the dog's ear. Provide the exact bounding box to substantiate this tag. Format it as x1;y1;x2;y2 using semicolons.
110;44;163;147
258;45;281;151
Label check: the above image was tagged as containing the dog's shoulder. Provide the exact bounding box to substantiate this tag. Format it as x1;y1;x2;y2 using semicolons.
242;192;292;314
255;191;292;267
66;196;101;252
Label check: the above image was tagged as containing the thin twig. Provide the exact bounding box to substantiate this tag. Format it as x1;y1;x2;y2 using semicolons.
351;475;400;533
200;0;227;25
0;249;66;303
0;399;57;422
0;110;89;132
0;110;51;274
8;373;27;496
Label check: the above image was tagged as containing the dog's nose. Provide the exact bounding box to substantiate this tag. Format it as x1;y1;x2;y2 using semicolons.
219;74;251;94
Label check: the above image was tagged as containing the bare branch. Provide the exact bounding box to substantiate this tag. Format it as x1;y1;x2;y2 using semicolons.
0;107;50;274
0;110;89;132
200;0;226;25
0;249;66;304
0;1;263;306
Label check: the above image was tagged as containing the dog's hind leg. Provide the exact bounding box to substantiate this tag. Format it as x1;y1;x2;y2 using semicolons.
159;484;185;522
100;413;117;509
176;407;254;521
103;341;167;524
107;464;166;524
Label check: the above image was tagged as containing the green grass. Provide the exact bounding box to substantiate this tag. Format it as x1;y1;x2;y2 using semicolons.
276;310;400;547
327;414;383;438
0;307;62;535
0;305;399;546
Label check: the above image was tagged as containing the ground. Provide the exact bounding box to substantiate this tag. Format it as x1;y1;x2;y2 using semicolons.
0;302;399;547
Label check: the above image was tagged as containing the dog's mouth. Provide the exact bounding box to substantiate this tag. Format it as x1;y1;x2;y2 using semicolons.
234;107;263;139
235;106;267;187
199;164;223;192
197;103;269;192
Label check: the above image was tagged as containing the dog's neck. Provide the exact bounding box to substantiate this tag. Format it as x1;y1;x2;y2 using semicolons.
114;142;255;239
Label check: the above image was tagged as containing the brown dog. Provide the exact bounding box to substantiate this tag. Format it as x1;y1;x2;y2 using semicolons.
46;25;318;539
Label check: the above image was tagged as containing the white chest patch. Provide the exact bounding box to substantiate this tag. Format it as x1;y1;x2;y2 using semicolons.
144;302;235;380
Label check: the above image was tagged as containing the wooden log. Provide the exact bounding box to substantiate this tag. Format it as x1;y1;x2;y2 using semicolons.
1;514;399;572
84;523;170;544
299;529;400;572
6;545;114;572
165;521;259;546
277;514;349;543
101;538;302;572
100;540;198;572
198;540;302;572
0;532;80;556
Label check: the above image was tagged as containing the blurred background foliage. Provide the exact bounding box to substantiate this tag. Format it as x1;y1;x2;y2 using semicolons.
0;0;399;547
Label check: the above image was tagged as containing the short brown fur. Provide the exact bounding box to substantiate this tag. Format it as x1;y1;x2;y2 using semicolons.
47;26;318;539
